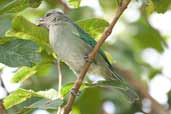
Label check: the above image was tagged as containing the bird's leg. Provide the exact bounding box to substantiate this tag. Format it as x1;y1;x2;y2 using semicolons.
84;55;97;64
71;88;81;96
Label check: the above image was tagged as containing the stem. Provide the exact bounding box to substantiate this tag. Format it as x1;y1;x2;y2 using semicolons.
63;0;131;114
57;59;63;114
0;71;7;114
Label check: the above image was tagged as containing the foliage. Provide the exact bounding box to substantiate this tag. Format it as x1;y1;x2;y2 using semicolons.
0;0;170;114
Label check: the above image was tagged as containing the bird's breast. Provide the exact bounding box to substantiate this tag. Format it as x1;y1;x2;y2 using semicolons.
49;23;91;72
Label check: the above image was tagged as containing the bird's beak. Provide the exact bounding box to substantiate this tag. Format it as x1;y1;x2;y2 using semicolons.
37;17;46;26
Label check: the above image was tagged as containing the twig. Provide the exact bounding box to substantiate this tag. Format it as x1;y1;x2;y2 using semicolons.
0;71;7;114
57;59;63;114
63;0;131;114
57;0;71;13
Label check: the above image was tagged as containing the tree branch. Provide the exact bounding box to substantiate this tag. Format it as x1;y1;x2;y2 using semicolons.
57;0;71;13
63;0;131;114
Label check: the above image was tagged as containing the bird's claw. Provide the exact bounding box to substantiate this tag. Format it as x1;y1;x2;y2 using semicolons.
84;55;93;63
71;88;81;96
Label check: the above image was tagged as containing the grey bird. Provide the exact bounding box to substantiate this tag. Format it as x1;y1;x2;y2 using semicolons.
38;10;138;101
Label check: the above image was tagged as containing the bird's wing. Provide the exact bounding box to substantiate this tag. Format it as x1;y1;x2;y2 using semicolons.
73;23;122;80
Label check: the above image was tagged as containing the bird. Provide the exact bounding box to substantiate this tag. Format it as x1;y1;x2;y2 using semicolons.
38;10;138;101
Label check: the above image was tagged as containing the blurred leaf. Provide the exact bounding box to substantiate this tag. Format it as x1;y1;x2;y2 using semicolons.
0;0;42;15
26;99;63;110
11;66;37;83
0;39;41;67
144;0;155;15
68;6;95;21
0;15;12;36
3;89;42;109
67;0;81;8
76;18;109;39
151;0;171;13
99;0;119;12
28;0;42;8
149;68;161;79
132;18;164;52
7;16;51;52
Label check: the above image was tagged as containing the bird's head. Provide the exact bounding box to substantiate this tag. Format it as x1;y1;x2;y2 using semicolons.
37;10;69;28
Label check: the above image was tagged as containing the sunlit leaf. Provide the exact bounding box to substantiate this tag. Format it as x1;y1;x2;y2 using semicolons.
3;88;59;109
0;0;42;14
11;66;37;83
3;89;42;109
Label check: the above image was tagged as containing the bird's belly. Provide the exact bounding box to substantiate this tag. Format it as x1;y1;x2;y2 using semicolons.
54;39;89;73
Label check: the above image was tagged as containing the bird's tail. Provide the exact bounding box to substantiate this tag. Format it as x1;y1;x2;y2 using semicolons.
110;68;139;103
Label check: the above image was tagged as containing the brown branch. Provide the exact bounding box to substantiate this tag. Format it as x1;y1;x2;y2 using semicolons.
0;102;7;114
63;0;131;114
57;0;71;13
115;66;170;114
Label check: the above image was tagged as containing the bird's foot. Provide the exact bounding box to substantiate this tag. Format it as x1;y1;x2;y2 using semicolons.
71;88;81;96
84;55;94;63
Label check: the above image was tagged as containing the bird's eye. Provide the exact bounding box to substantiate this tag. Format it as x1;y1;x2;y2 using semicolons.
46;13;52;17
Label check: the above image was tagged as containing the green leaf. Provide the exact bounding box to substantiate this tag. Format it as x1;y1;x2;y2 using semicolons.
3;88;59;109
76;18;109;39
0;0;42;15
0;15;12;36
67;0;81;8
99;0;119;12
3;89;42;109
26;99;63;110
132;18;164;52
151;0;171;13
0;38;41;67
7;16;51;52
11;66;37;83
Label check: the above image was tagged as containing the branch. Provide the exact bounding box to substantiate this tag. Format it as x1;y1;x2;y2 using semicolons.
115;65;170;114
0;102;7;114
0;71;7;114
57;0;71;13
63;0;131;114
57;60;63;114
